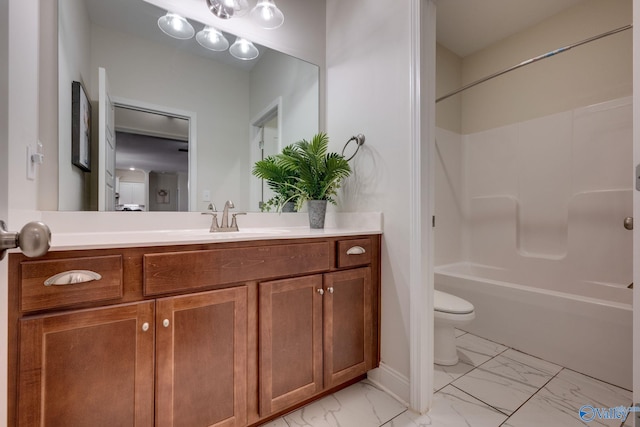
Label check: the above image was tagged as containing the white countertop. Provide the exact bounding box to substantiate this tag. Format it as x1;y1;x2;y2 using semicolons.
35;211;383;251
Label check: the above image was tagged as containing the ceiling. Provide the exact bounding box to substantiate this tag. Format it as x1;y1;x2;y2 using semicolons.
436;0;587;57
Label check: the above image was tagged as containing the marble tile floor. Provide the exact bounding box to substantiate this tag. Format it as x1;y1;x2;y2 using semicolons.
260;330;633;427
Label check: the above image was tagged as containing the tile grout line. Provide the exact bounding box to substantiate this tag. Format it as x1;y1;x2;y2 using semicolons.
377;408;410;427
498;367;566;427
448;383;512;418
560;366;633;393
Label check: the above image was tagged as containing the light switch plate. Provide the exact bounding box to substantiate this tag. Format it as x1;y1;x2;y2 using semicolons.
26;146;36;180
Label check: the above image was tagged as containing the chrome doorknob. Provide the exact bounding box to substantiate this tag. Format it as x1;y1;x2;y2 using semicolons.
0;220;51;260
624;217;634;230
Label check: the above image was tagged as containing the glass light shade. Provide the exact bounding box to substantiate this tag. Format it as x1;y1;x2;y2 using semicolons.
196;26;229;51
157;12;195;40
232;0;250;17
207;0;249;19
229;37;259;60
206;0;232;19
250;0;284;29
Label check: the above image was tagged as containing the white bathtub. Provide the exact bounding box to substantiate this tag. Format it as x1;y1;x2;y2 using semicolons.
435;262;632;390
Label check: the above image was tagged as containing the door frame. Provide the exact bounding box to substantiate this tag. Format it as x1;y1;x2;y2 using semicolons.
422;0;639;414
111;96;198;212
632;0;639;413
249;97;282;210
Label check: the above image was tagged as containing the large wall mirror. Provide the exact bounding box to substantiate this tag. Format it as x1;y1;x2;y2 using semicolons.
56;0;319;212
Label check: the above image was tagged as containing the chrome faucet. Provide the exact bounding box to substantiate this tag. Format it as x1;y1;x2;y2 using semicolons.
221;200;234;229
203;200;245;232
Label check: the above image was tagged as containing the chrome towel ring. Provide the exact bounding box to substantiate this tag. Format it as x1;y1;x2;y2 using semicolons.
341;134;365;161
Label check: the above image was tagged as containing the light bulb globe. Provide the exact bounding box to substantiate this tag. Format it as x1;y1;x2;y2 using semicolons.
157;12;195;39
229;37;259;60
196;26;229;51
250;0;284;29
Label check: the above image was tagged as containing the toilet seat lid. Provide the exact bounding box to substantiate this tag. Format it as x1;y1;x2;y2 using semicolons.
434;290;474;314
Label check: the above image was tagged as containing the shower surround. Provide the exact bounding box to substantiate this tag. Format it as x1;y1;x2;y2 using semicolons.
435;97;633;389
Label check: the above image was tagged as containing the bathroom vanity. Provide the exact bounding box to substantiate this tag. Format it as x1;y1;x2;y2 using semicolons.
7;229;381;426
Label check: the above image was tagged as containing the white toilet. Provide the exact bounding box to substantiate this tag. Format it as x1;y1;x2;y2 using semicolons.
434;290;475;365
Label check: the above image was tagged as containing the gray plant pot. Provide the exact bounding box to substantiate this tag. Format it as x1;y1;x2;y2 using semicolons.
307;200;327;229
281;201;296;212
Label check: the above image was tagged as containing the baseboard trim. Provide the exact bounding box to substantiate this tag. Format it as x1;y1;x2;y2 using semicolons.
367;363;411;407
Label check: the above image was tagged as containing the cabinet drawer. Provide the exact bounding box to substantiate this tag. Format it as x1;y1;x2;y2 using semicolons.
336;238;372;268
20;255;124;313
144;241;332;296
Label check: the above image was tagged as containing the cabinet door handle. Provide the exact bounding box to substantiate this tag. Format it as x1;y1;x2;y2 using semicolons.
44;270;102;286
346;246;366;255
317;288;324;295
142;322;150;332
327;287;334;294
162;319;170;328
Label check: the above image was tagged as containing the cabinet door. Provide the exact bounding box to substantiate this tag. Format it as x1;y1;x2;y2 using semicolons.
324;267;373;388
259;275;323;416
155;286;248;427
17;301;155;427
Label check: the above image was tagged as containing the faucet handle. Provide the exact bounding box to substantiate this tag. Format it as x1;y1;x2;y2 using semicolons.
230;212;246;230
202;211;220;232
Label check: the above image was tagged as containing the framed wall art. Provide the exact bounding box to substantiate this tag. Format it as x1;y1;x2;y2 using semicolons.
71;80;91;171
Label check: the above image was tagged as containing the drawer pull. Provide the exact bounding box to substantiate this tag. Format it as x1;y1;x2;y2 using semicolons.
142;322;150;332
346;246;366;255
44;270;102;286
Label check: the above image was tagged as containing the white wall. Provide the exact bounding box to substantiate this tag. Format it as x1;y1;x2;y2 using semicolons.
39;0;59;211
326;0;415;403
460;0;632;134
57;0;92;210
250;49;319;147
434;128;463;267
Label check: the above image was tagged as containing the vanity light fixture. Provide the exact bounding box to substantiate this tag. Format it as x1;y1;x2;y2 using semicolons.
157;12;195;40
250;0;284;29
196;26;230;51
229;37;259;60
206;0;250;19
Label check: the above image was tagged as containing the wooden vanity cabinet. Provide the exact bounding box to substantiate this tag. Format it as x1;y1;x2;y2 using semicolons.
155;286;248;427
16;301;156;426
8;234;381;427
258;239;378;419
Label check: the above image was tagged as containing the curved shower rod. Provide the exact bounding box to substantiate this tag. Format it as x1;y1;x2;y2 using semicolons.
436;24;632;104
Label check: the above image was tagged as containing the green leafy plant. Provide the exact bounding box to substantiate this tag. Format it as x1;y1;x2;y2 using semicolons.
279;132;351;210
251;146;300;212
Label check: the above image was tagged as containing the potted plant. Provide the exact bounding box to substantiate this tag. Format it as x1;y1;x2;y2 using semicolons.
280;132;351;228
251;146;299;212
